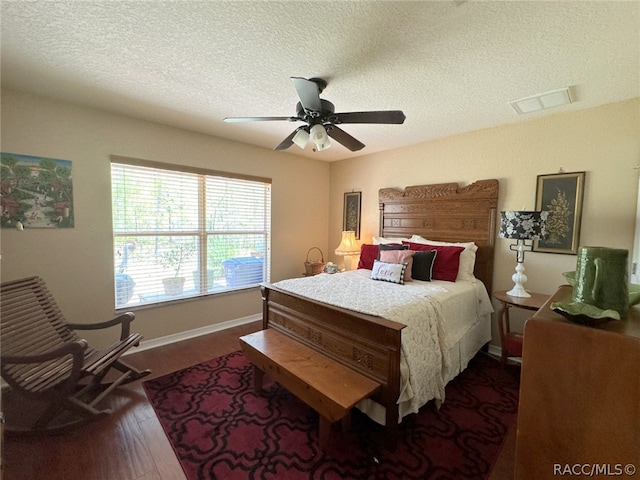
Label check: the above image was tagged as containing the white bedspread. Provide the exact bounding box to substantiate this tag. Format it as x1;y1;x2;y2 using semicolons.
273;269;493;423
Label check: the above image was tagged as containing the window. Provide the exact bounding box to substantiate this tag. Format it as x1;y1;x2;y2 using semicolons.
111;157;271;309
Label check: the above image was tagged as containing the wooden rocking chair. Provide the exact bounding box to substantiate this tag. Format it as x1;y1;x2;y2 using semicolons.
0;276;151;433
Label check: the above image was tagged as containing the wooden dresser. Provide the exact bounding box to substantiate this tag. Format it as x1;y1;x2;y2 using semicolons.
515;285;640;479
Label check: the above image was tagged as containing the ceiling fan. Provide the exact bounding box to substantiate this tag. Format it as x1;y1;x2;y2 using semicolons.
224;77;406;152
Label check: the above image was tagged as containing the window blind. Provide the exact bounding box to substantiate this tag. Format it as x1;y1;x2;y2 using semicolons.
111;158;271;309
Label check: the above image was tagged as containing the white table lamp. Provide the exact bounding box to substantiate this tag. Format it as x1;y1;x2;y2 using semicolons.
334;231;360;271
499;210;548;297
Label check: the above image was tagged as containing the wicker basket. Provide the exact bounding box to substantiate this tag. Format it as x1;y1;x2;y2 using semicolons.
304;247;326;276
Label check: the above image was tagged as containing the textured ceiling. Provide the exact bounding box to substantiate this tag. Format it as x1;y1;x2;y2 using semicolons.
2;1;639;162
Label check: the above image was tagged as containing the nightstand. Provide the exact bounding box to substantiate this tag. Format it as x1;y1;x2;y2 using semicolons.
493;290;549;366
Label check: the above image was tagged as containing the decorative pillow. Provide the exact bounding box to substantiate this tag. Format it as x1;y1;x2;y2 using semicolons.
372;236;412;245
409;235;477;282
411;250;437;281
357;244;379;270
403;241;464;282
379;249;415;281
370;260;407;285
377;243;408;259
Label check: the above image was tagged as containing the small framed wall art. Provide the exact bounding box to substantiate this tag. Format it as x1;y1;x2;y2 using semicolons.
343;191;362;239
533;171;585;254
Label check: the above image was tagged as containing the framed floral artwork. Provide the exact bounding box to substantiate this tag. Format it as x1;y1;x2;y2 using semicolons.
533;171;585;254
343;191;361;239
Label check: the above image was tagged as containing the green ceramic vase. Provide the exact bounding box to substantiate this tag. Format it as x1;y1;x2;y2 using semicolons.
573;247;629;316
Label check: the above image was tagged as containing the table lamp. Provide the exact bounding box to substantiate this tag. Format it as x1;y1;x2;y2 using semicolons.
499;210;548;297
334;231;360;271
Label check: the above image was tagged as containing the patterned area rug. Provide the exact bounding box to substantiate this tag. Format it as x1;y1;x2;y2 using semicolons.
143;351;519;480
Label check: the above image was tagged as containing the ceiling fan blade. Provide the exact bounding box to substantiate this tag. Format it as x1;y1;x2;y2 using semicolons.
326;125;365;151
332;110;406;124
291;77;323;113
273;128;300;151
224;116;299;123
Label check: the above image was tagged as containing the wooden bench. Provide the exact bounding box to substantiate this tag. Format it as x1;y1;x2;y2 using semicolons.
239;329;380;448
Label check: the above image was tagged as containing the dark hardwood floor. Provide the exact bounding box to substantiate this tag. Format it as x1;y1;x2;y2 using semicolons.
1;321;516;480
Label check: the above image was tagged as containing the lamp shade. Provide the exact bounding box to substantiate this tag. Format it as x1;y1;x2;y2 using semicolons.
334;231;360;256
499;211;548;240
292;128;310;149
310;124;328;143
310;124;331;151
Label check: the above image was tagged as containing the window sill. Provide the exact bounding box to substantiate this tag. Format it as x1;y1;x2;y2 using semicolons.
116;284;261;312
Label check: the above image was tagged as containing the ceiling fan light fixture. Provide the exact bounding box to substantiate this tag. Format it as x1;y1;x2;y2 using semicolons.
310;124;331;151
310;123;328;142
313;139;331;151
292;128;310;149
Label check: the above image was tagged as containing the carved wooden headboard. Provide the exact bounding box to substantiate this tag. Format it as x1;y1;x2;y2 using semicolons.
379;179;499;293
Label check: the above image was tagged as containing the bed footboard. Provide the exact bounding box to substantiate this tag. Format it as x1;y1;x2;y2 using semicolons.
261;283;405;428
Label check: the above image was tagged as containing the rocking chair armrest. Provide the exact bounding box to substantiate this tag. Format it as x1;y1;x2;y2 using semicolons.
67;312;135;341
1;339;88;365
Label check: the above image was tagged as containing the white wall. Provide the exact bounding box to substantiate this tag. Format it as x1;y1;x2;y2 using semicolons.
0;88;330;346
329;98;640;344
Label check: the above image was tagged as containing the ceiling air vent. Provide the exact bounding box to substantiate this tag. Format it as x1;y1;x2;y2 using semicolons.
510;87;573;114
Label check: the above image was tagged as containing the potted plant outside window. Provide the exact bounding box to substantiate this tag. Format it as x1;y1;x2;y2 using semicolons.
158;240;196;295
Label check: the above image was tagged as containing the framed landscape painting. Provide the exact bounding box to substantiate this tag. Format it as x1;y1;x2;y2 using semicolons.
533;171;585;254
0;152;75;228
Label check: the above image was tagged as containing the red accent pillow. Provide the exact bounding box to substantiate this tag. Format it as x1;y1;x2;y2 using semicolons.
357;244;380;270
403;241;464;282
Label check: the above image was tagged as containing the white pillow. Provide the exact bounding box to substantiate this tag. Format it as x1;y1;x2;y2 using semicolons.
409;235;477;282
370;260;407;285
372;236;412;245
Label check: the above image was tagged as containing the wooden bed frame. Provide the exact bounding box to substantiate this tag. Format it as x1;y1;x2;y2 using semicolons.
261;179;499;432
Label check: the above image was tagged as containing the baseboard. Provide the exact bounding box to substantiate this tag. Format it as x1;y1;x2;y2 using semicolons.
124;313;262;354
487;344;502;358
